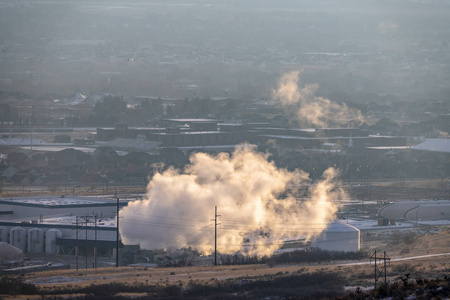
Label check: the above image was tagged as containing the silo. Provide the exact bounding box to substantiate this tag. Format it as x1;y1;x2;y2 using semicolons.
311;223;360;252
10;227;27;252
45;229;62;254
0;226;8;243
27;228;44;253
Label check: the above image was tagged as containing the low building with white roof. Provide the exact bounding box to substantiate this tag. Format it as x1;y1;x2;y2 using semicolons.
0;196;125;257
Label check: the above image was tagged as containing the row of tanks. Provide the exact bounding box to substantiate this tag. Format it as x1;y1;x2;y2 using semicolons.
0;226;62;254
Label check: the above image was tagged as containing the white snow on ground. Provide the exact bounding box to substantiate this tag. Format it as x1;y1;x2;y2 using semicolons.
415;220;450;226
340;218;414;231
343;218;450;231
0;138;47;145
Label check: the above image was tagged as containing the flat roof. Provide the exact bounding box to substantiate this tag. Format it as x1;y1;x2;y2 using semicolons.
163;118;220;123
41;215;116;228
260;134;401;140
178;144;239;151
413;139;450;153
366;146;411;150
156;131;222;135
18;146;96;153
0;196;119;208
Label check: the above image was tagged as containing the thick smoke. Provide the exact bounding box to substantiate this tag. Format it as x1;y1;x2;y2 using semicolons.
120;146;345;256
272;70;362;128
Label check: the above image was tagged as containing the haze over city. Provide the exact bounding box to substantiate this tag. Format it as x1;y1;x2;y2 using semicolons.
0;1;449;299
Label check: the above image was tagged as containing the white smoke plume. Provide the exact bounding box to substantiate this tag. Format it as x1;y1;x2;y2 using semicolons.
272;70;362;128
120;146;345;256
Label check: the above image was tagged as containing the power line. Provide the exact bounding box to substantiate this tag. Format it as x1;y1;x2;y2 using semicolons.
126;211;211;223
211;206;221;266
116;194;120;268
370;251;390;289
165;224;213;247
121;218;208;229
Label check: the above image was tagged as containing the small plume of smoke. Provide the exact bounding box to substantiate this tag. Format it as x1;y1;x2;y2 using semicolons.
120;146;345;256
379;20;398;34
272;70;362;128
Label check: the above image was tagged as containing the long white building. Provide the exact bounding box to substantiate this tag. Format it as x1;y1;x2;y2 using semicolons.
0;196;124;257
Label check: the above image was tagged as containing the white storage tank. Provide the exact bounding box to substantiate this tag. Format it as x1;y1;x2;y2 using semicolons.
27;228;44;253
0;226;8;243
45;228;62;254
311;222;360;252
10;227;27;252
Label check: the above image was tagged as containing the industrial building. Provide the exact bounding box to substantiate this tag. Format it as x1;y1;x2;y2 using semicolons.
378;200;450;222
96;121;407;151
311;222;360;252
0;196;120;220
0;196;124;259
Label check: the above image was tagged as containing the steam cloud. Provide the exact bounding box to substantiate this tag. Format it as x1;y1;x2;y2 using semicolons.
272;70;362;128
120;146;345;256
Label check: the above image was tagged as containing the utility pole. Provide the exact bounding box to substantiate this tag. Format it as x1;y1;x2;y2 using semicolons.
94;215;97;269
76;216;79;271
211;206;221;266
116;194;120;268
370;250;390;289
76;215;96;270
85;216;88;270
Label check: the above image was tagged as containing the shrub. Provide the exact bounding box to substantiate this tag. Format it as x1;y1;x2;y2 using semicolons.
403;232;417;244
393;263;416;274
266;249;367;266
0;276;39;295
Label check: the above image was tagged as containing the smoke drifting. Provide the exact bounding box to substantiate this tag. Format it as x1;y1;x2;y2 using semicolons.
120;146;345;256
272;70;362;128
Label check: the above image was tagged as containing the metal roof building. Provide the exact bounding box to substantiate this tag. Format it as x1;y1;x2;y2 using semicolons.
413;139;450;153
0;196;124;258
379;200;450;221
0;196;121;220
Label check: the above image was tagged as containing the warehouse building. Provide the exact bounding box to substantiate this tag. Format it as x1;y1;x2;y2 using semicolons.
378;200;450;222
0;196;124;258
0;196;120;220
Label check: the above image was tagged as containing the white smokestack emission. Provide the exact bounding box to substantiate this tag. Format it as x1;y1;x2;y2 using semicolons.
120;146;345;256
272;70;363;128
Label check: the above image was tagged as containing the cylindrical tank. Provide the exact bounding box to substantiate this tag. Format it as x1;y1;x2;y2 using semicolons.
10;227;27;252
45;229;62;254
28;228;44;253
311;223;360;252
0;226;8;243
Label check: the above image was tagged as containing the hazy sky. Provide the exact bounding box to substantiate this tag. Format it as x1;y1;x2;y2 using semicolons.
0;0;449;99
